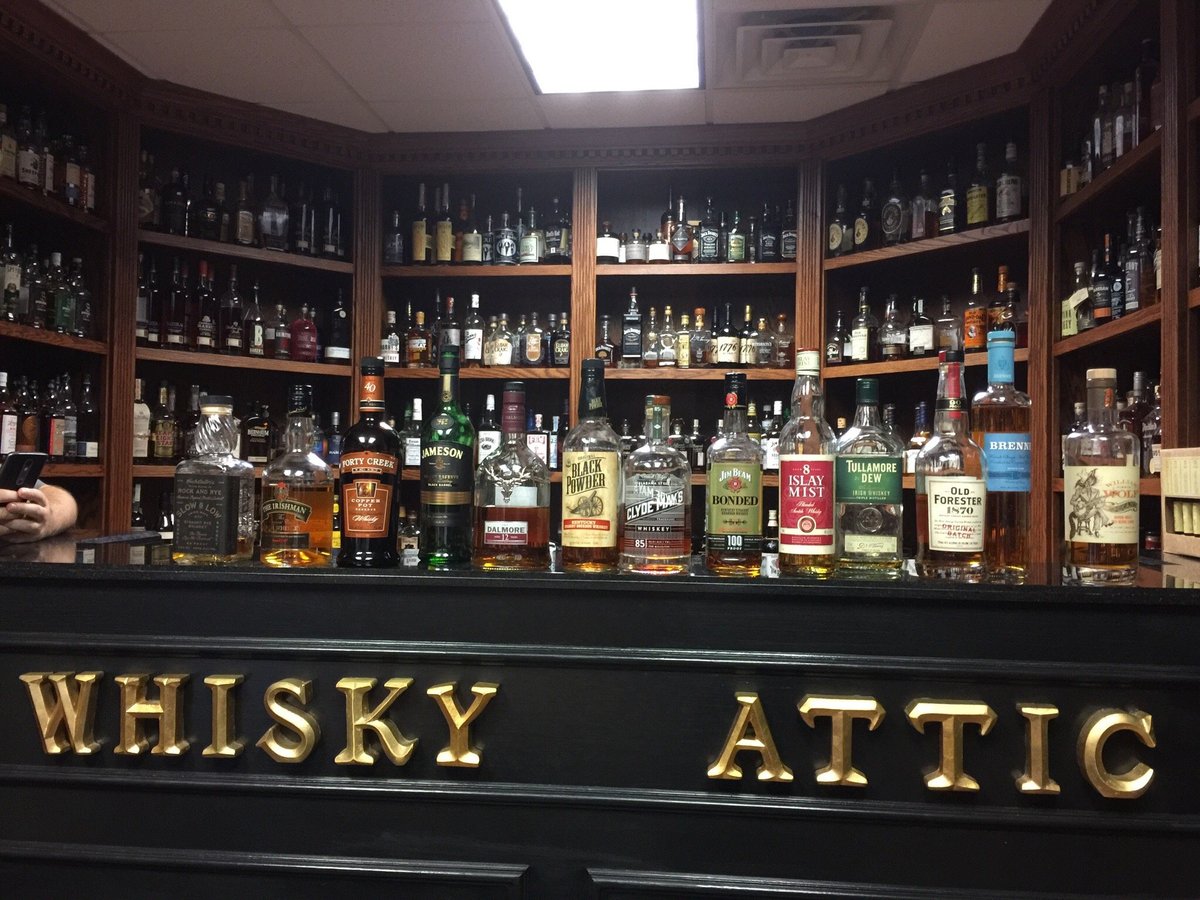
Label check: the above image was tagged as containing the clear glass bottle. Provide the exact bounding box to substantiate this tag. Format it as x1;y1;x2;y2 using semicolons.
934;294;962;351
473;380;551;570
619;395;692;575
172;394;256;565
260;384;334;567
1063;367;1140;585
706;372;764;576
690;307;711;368
562;359;622;572
834;378;904;578
849;287;879;362
915;351;988;581
879;295;908;360
779;349;837;578
258;175;290;251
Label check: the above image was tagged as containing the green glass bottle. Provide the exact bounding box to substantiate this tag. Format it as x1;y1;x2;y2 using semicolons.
420;345;475;569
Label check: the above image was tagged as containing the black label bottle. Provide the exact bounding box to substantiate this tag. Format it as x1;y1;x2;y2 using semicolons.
420;346;475;569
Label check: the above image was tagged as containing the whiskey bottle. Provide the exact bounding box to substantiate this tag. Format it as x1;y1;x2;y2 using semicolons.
258;175;290;251
962;268;986;352
411;183;431;265
620;287;643;368
880;169;910;245
403;398;423;469
1143;383;1162;476
706;372;763;576
834;378;904;578
771;313;794;369
463;293;485;366
132;377;151;463
150;381;178;463
965;143;990;228
780;199;798;261
383;210;405;264
987;266;1014;334
972;332;1030;582
737;304;756;365
260;384;334;567
553;311;571;367
338;358;401;568
849;287;879;362
619;395;692;575
594;314;615;366
915;351;988;580
908;297;934;357
562;359;622;572
726;210;747;262
879;295;908;360
669;195;693;262
219;265;244;354
1090;245;1112;326
473;381;551;571
434;183;454;264
904;401;931;474
757;202;780;262
910;170;938;241
696;197;720;263
406;310;431;367
937;160;959;235
420;346;474;569
436;293;463;358
1063;368;1139;584
381;309;402;365
995;141;1022;222
779;350;836;578
825;307;849;366
713;302;740;365
193;262;218;352
852;179;877;252
240;403;274;466
289;304;318;363
640;306;660;367
690;307;711;368
475;393;501;464
243;280;266;357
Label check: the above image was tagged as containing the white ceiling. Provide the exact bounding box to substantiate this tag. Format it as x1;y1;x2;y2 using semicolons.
40;0;1052;134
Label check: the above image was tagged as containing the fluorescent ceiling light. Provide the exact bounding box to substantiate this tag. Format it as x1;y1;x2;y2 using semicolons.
498;0;700;94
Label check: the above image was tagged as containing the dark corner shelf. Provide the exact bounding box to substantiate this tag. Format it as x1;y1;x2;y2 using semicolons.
138;230;354;274
0;177;108;233
1053;305;1162;356
606;367;795;381
135;346;352;376
822;220;1030;272
1189;287;1200;309
44;463;105;478
382;264;571;278
824;347;1029;379
596;262;797;277
1053;477;1160;497
1054;131;1161;223
386;366;569;380
1188;97;1200;123
0;321;108;355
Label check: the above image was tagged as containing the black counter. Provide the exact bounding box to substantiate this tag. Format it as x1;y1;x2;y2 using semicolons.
1;545;1198;897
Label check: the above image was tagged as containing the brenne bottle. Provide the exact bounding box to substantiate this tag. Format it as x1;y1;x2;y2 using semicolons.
420;345;475;569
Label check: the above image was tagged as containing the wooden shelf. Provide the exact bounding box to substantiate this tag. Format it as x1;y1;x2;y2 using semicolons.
135;465;340;479
1053;477;1160;497
824;347;1029;379
690;473;780;488
0;177;108;232
1054;131;1161;223
1188;287;1200;309
382;264;571;278
823;219;1030;271
1053;305;1162;356
1188;99;1200;122
0;321;108;355
135;346;352;376
903;475;915;491
596;262;796;277
605;367;794;381
44;463;105;478
386;366;569;380
139;230;354;274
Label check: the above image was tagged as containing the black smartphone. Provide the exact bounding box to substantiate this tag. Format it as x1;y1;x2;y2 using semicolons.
0;452;48;491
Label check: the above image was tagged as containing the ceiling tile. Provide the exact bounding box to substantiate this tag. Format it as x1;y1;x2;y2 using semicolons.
272;0;490;27
538;91;707;131
45;0;282;33
898;0;1051;85
371;98;544;133
708;83;890;125
270;100;389;132
300;23;532;102
102;28;356;104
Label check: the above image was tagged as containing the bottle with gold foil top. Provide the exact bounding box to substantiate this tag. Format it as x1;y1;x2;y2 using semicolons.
260;383;334;567
562;359;622;571
421;345;475;569
337;357;401;567
1063;367;1140;585
779;350;836;578
706;372;763;576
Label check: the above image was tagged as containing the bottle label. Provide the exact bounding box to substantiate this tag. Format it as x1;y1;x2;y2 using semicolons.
562;450;619;548
965;186;988;224
726;234;745;262
0;136;16;178
714;336;739;363
852;217;869;246
435;221;454;262
461;233;483;262
261;496;316;544
761;436;779;470
553;337;570;366
706;462;763;552
779;454;834;555
909;324;934;354
1124;260;1140;311
524;336;543;364
484;519;529;546
236;211;254;244
477;430;501;463
519;233;541;264
835;456;901;504
526;433;549;463
963;309;986;349
596;236;620;260
925;476;986;551
1149;443;1162;475
339;451;398;539
938;195;956;232
79;441;99;459
996;175;1021;219
850;326;869;361
404;435;421;467
781;228;797;260
698;228;719;260
881;201;903;239
621;476;687;555
0;413;17;455
420;440;473;528
382;336;401;364
982;433;1031;492
17;149;39;187
174;473;241;556
411;222;427;262
1064;464;1139;544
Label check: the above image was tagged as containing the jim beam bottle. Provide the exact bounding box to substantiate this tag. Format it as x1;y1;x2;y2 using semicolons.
337;358;401;567
779;350;836;578
706;372;763;576
562;359;621;571
420;345;475;569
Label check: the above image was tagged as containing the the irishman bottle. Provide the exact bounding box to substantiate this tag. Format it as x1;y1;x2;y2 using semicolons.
562;359;621;571
421;345;475;569
337;358;402;568
706;372;764;576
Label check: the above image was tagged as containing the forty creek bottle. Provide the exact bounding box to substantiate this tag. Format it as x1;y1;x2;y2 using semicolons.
915;350;988;581
706;372;763;576
834;378;904;578
779;349;836;578
337;357;402;568
260;383;334;567
1063;367;1139;585
619;394;692;575
421;345;475;569
562;359;621;571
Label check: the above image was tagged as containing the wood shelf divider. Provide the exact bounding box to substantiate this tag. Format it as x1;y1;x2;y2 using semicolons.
1053;131;1162;222
1188;286;1200;309
0;321;108;355
382;264;571;278
822;220;1030;271
825;348;1029;379
44;463;105;478
135;346;353;376
0;177;109;232
596;262;796;277
1052;305;1162;356
138;230;355;274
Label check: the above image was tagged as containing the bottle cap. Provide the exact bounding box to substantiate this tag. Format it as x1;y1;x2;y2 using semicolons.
987;331;1015;349
795;349;821;376
199;394;233;413
855;378;879;405
723;372;747;409
942;349;964;364
501;381;525;434
288;384;313;415
360;356;384;375
439;344;461;373
1087;367;1118;382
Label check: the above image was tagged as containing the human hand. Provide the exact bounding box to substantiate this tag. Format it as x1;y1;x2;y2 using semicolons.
0;487;53;543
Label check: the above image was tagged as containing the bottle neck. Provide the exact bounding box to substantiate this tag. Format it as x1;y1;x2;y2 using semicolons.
284;411;315;452
934;361;968;434
439;369;459;407
1087;383;1120;426
987;341;1016;386
722;407;747;434
791;373;824;420
577;373;608;422
852;400;881;429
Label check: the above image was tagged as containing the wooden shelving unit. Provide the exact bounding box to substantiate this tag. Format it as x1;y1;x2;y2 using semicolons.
44;463;105;478
134;464;340;479
135;346;352;376
0;321;107;355
596;262;796;277
825;348;1030;379
382;264;570;278
823;219;1030;271
0;176;108;233
605;367;794;381
1188;287;1200;309
386;366;569;380
1053;131;1161;222
1052;305;1162;356
139;230;354;274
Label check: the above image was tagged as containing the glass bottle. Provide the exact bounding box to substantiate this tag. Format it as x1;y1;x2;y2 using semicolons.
420;346;475;569
669;194;693;261
658;305;678;367
596;220;620;264
879;295;908;361
778;350;836;578
849;287;879;362
909;169;938;241
706;373;763;576
594;314;615;366
965;142;990;228
473;380;550;570
933;293;961;352
561;359;622;572
1142;383;1162;477
552;310;571;368
405;310;431;367
337;358;401;567
619;395;691;574
463;293;485;367
852;178;877;252
260;384;333;567
403;398;423;469
258;175;290;251
151;381;178;463
172;394;256;565
904;401;932;474
881;169;910;245
219;264;245;354
937;159;959;234
963;267;986;351
233;179;255;246
620;286;642;367
288;303;318;362
771;313;794;369
825;307;849;366
1090;245;1112;327
1062;367;1139;585
690;307;711;367
907;297;934;357
726;210;748;262
915;351;988;580
995;141;1022;222
780;199;798;261
988;266;1015;335
476;392;502;465
834;378;904;578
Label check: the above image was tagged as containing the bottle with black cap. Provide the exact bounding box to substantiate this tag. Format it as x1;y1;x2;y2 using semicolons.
706;371;764;576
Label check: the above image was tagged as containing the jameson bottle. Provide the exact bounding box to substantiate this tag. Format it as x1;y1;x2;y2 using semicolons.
562;359;622;571
706;372;764;576
779;350;836;578
420;345;475;569
337;357;401;568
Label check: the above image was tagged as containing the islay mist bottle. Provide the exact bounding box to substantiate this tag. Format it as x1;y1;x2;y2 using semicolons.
779;350;836;578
